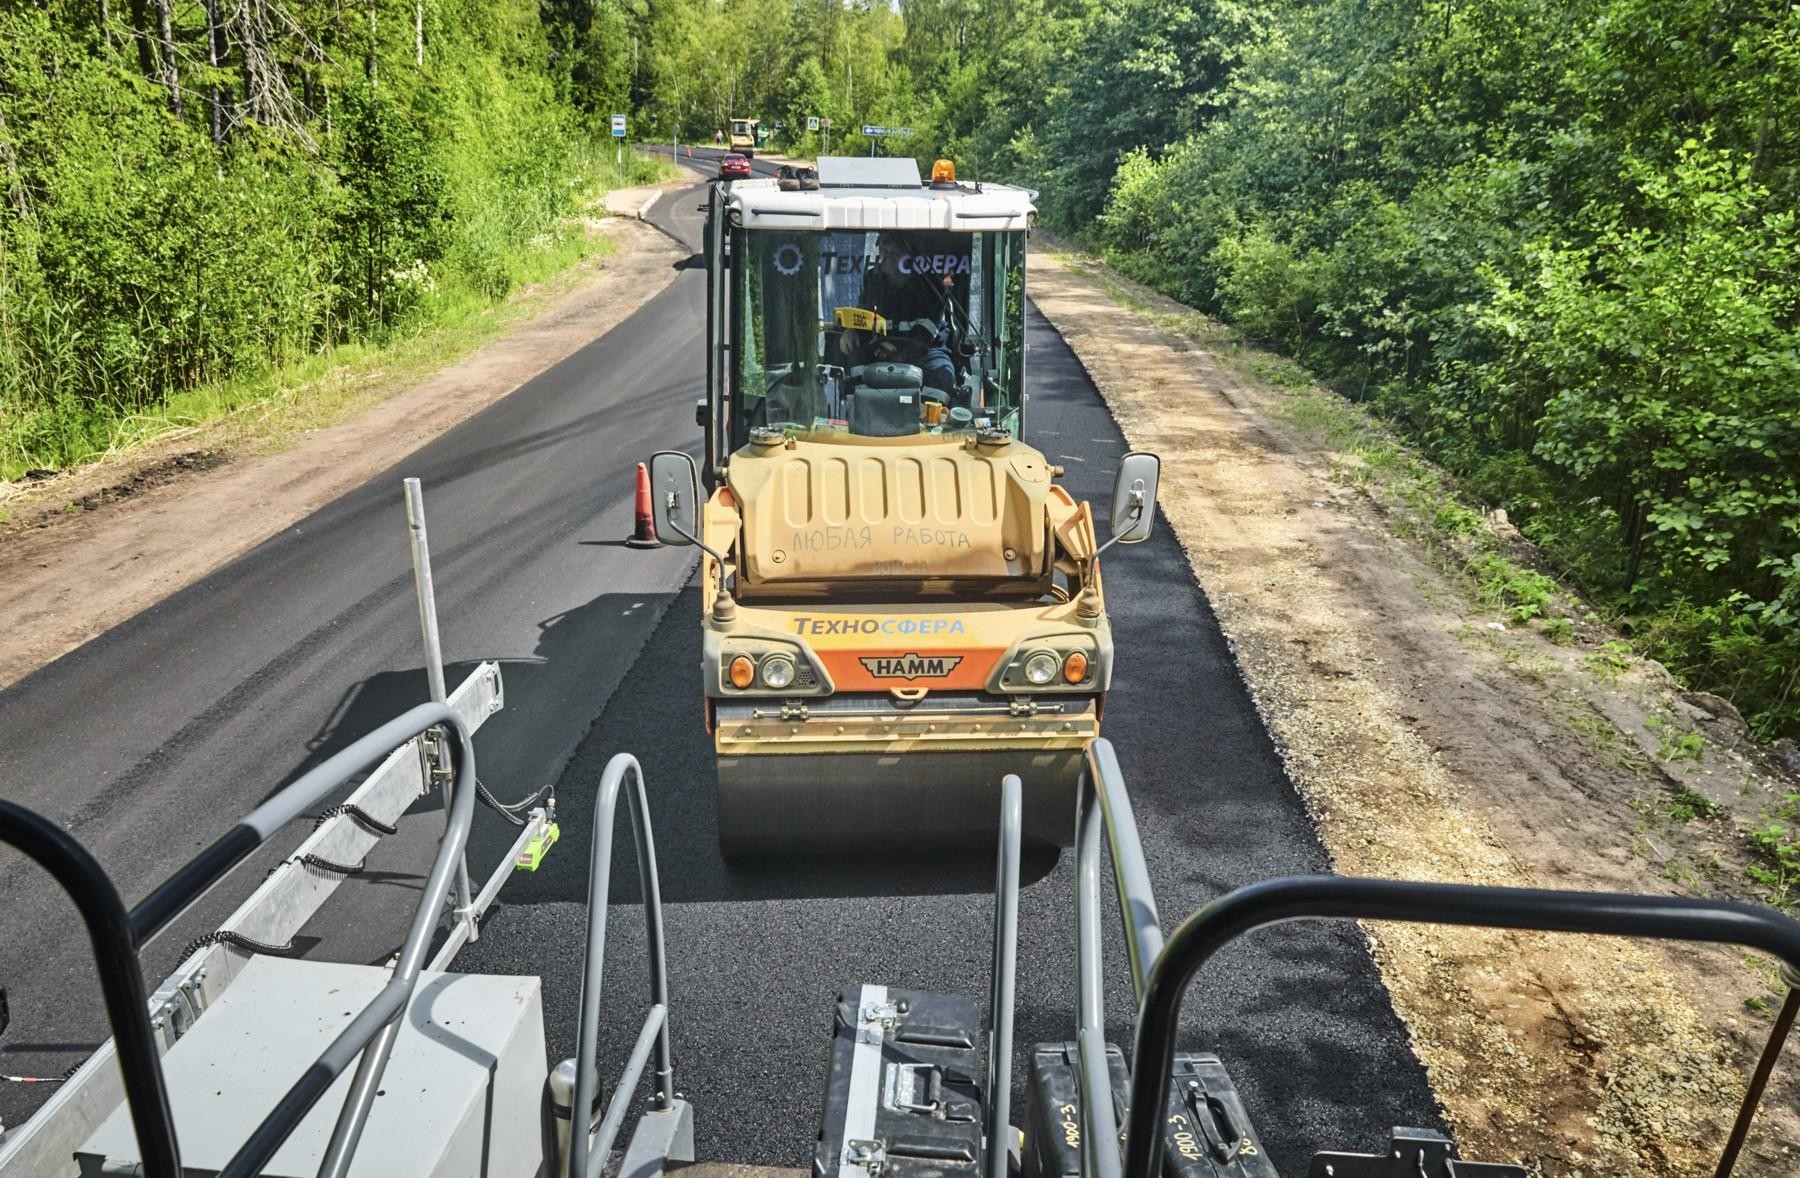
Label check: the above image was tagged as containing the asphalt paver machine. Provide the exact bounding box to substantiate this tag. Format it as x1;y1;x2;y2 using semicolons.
649;155;1164;856
5;658;1800;1176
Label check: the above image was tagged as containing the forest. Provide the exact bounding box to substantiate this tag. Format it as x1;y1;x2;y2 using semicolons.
2;0;1796;739
0;0;680;484
906;0;1800;743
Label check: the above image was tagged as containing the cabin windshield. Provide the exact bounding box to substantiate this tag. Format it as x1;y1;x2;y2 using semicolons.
732;228;1025;448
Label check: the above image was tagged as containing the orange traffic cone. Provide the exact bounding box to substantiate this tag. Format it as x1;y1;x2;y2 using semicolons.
626;462;659;548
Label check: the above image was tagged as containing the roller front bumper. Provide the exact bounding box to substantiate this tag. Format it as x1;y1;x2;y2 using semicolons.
714;692;1098;754
713;693;1098;850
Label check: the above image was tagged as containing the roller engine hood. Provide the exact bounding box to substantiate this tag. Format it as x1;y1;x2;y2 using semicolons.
724;433;1064;594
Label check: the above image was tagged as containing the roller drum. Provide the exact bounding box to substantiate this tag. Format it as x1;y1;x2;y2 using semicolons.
714;748;1082;858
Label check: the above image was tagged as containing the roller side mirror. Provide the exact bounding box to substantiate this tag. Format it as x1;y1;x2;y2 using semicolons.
1104;451;1160;549
648;450;703;547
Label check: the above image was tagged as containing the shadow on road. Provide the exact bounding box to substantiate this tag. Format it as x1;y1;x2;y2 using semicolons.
272;590;685;865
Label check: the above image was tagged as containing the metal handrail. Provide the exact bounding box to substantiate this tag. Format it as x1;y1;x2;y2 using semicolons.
4;703;476;1178
0;803;181;1178
985;774;1022;1178
1119;876;1800;1178
569;752;677;1178
1072;738;1164;1178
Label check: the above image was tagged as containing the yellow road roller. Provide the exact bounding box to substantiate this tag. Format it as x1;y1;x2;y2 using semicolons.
648;156;1160;856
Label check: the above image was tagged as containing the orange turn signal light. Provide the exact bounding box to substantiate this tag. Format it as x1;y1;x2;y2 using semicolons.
728;655;756;689
1062;650;1089;684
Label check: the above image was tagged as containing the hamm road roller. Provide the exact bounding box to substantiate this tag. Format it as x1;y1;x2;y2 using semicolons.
647;156;1160;856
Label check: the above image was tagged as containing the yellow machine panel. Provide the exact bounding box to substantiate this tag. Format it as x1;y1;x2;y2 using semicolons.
726;435;1056;589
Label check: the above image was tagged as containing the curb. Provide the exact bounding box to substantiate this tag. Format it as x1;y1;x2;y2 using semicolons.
638;190;663;220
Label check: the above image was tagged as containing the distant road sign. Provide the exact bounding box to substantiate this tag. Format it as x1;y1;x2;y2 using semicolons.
610;114;626;138
821;117;831;129
807;116;820;131
861;125;914;138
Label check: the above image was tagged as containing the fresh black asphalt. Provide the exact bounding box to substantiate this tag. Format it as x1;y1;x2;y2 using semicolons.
2;153;1438;1169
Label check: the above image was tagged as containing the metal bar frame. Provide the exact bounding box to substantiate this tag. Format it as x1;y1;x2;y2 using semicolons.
1078;740;1165;1004
0;663;504;1177
1072;739;1164;1178
427;802;553;973
1118;876;1800;1178
0;804;181;1178
226;704;478;1178
404;477;478;943
2;704;478;1178
705;182;728;482
985;774;1022;1178
569;752;676;1178
4;483;511;1176
1716;963;1800;1177
1017;216;1028;440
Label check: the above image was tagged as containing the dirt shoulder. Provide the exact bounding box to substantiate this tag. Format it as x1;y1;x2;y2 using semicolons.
1028;248;1800;1175
0;183;688;690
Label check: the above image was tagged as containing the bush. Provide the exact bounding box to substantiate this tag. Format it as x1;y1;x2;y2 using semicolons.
1212;224;1322;356
331;87;453;329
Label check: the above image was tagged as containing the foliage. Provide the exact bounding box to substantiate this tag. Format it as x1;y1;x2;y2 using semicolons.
1748;794;1800;907
0;0;650;479
1467;553;1558;625
332;86;452;328
918;0;1800;740
1666;787;1720;823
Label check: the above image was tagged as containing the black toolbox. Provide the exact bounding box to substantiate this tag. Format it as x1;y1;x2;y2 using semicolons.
1024;1042;1277;1178
815;985;987;1178
1023;1041;1129;1178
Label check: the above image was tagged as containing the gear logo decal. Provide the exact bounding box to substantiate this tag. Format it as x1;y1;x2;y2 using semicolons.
859;653;964;681
773;242;804;277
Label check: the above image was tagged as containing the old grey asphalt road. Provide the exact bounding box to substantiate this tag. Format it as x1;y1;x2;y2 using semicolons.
2;155;1438;1170
0;183;709;1131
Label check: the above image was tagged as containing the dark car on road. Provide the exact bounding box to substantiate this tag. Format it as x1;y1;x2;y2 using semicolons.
718;153;752;180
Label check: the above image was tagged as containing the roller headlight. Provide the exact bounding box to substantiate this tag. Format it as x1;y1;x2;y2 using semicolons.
1023;650;1060;686
760;654;796;689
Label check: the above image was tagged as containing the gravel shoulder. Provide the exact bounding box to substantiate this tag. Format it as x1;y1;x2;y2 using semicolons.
0;184;687;691
1028;247;1800;1175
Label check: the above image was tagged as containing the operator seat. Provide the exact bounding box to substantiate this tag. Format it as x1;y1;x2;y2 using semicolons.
848;362;925;436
